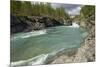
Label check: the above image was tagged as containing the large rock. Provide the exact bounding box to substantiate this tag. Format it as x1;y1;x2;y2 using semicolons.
11;15;64;34
11;15;29;34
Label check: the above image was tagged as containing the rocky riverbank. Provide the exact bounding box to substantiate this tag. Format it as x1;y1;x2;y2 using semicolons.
50;20;95;64
11;15;72;34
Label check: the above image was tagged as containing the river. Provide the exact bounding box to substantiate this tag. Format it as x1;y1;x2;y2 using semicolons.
10;23;88;66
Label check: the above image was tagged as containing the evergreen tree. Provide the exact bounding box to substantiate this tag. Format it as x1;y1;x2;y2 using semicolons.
80;5;95;21
11;1;70;19
21;1;33;16
11;1;22;15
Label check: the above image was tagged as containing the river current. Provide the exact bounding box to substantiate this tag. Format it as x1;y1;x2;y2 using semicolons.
10;23;88;66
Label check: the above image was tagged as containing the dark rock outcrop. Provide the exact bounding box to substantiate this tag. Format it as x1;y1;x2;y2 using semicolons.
11;15;66;34
11;15;29;34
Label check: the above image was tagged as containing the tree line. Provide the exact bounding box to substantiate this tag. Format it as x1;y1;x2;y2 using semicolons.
11;1;70;19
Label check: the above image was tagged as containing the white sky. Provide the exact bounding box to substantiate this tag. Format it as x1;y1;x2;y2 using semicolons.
29;1;82;15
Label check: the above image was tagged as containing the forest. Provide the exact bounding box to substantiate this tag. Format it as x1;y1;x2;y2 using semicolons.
11;1;70;19
11;1;95;22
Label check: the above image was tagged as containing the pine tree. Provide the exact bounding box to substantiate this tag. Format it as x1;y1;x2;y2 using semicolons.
11;1;70;19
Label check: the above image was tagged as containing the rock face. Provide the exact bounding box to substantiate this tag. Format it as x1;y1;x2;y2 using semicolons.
11;15;30;34
11;15;67;34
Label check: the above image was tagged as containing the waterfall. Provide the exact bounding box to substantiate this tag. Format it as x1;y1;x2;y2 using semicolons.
69;22;79;28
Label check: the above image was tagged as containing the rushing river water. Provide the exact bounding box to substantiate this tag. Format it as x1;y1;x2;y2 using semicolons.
10;23;88;66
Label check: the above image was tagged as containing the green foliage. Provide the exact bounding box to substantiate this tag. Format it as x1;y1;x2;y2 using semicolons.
11;1;22;15
80;5;95;21
74;5;95;23
21;2;33;16
11;1;69;19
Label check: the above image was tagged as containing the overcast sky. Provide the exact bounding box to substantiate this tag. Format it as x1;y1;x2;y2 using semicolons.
51;3;82;15
30;1;82;15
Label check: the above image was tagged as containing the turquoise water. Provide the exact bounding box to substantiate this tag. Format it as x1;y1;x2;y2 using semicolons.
10;26;88;66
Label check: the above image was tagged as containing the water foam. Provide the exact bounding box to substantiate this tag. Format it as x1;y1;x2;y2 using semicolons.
11;48;66;67
11;54;49;67
68;23;79;28
11;30;46;40
22;30;46;38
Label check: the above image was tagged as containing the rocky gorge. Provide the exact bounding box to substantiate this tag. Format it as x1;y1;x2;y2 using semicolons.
11;14;95;64
10;1;95;66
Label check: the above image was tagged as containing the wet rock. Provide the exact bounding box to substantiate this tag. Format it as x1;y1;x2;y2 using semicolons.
11;15;29;34
11;15;65;34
